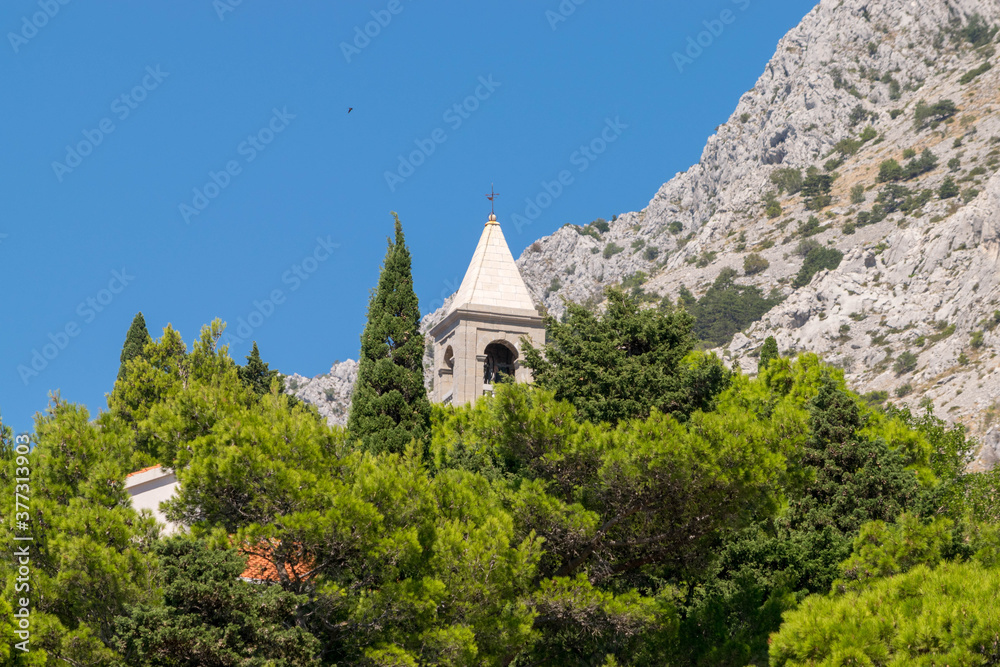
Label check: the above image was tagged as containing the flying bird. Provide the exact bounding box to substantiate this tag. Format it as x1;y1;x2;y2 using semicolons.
348;107;353;113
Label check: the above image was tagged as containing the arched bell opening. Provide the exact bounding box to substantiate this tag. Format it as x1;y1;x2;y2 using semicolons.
483;341;517;385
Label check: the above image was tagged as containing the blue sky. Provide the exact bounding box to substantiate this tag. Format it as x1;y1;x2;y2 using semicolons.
0;0;817;435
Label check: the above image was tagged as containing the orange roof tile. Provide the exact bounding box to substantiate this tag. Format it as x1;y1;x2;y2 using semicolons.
239;539;314;583
125;464;162;478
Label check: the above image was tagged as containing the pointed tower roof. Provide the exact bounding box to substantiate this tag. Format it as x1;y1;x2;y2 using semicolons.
446;214;538;317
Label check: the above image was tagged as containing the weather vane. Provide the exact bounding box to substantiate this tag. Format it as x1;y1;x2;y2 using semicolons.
486;183;500;216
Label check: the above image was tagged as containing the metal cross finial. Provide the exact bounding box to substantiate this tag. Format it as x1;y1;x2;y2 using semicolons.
485;184;500;216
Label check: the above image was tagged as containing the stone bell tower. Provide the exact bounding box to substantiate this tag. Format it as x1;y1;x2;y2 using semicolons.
428;213;545;406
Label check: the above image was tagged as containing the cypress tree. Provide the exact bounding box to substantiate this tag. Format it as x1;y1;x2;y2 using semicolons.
758;336;779;372
118;312;152;381
347;213;430;455
238;341;278;396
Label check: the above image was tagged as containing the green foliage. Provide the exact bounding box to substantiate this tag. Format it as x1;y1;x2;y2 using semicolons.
117;312;152;382
591;218;610;233
770;561;1000;665
677;285;697;310
859;125;878;142
764;191;782;219
522;287;730;425
792;245;843;288
578;224;602;240
694;250;717;268
960;61;993;84
433;381;795;664
895;382;913;398
914;98;958;130
770;168;803;195
668;220;684;234
848;104;870;127
801;174;834;211
237;341;279;397
643;245;660;261
115;538;321;666
940;175;960;198
14;315;993;666
620;271;647;297
801;173;833;197
850;183;866;204
949;156;962;171
877;158;903;182
900;147;938;179
676;367;935;665
858;182;934;225
894;350;918;375
961;12;998;48
833;514;952;594
743;252;769;276
158;369;542;663
803;194;831;211
972;330;985;349
797;215;827;237
603;242;624;259
963;187;980;203
0;401;160;665
834;137;862;156
928;321;956;343
758;336;779;371
861;390;889;407
108;320;235;469
687;268;785;348
348;213;431;456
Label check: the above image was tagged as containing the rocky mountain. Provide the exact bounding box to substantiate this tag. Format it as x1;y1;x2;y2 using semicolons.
283;360;358;427
287;0;1000;469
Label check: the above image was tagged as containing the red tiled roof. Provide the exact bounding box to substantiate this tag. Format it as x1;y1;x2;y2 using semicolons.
125;464;162;478
239;539;314;583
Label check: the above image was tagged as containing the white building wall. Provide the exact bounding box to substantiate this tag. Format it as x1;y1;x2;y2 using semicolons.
124;465;182;535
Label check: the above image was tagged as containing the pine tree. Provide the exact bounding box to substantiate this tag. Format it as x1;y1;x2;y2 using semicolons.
347;213;430;455
118;312;152;381
238;341;278;396
522;287;730;425
758;336;779;372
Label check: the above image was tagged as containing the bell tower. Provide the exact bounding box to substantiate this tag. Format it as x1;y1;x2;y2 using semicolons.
428;212;545;405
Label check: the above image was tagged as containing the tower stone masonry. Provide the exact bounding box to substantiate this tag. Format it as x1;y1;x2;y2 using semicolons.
428;213;545;405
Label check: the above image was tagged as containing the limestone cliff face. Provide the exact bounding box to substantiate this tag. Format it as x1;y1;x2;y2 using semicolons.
289;0;1000;468
283;360;358;427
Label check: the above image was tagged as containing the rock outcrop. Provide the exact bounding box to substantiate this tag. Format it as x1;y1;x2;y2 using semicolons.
288;0;1000;468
